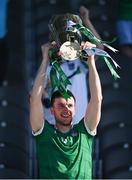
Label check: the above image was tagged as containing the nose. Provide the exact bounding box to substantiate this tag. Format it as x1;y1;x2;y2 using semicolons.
64;105;69;111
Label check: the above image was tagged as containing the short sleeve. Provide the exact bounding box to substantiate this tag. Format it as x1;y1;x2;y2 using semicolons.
32;121;44;136
84;118;97;136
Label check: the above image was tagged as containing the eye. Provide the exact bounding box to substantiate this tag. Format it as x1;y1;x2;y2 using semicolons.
57;104;65;109
68;104;73;108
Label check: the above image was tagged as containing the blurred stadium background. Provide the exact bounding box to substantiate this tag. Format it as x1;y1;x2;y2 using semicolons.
0;0;132;178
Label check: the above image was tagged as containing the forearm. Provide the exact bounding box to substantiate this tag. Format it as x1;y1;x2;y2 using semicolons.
88;56;102;103
32;60;48;99
31;49;49;101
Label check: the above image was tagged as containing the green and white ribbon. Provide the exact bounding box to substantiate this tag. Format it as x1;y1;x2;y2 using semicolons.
49;48;71;99
82;47;120;80
67;20;120;79
67;20;118;52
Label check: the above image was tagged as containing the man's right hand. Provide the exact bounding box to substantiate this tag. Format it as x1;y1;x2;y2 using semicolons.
41;41;58;61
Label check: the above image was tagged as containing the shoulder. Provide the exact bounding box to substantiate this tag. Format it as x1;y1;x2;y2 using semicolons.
74;118;96;137
32;120;54;137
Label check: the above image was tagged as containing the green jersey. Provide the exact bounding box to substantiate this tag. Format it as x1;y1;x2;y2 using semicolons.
34;119;94;179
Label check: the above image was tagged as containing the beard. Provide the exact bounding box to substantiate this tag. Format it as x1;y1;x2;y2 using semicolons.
55;117;72;126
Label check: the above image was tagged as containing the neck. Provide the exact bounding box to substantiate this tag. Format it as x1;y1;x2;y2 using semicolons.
55;123;72;133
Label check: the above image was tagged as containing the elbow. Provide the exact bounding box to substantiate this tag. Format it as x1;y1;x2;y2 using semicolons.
97;94;103;105
95;96;103;107
29;94;39;106
99;94;103;102
29;95;34;104
97;90;103;103
92;93;103;104
29;91;42;104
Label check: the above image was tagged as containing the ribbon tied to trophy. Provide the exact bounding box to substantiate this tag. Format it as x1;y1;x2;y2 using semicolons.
48;18;120;99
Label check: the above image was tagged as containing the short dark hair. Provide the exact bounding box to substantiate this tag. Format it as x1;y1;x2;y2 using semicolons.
50;90;76;107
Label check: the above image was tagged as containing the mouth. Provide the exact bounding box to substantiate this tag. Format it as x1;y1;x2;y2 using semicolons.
61;112;71;118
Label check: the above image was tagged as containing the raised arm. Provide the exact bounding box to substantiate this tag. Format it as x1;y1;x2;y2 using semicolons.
29;43;50;133
83;42;103;133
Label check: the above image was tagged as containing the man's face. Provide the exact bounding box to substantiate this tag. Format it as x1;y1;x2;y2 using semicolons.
50;96;75;126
